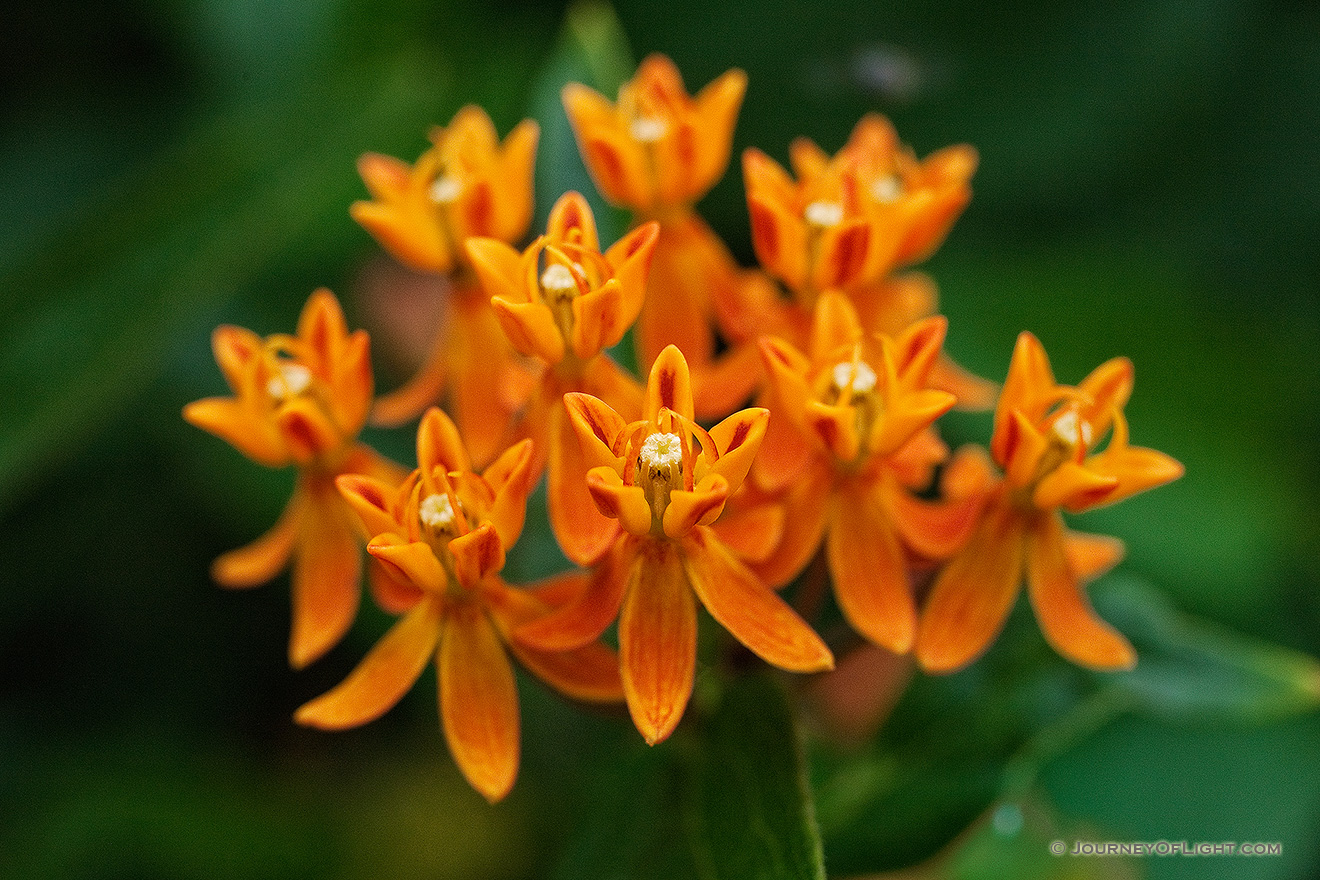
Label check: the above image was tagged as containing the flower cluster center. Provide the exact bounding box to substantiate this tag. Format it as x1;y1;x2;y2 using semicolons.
630;115;668;143
831;360;878;396
870;174;903;203
420;492;458;531
429;173;463;204
804;200;845;228
266;362;313;401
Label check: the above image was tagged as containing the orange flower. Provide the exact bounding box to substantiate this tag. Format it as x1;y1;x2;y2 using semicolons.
296;408;623;802
755;292;984;652
516;346;833;745
916;332;1184;673
466;191;657;565
562;54;746;216
350;106;538;276
183;289;404;668
744;115;976;299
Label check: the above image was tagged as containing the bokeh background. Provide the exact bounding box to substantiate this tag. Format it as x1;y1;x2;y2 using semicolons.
2;0;1318;878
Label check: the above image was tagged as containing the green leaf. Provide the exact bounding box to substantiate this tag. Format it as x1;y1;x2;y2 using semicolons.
556;673;825;880
1095;576;1320;724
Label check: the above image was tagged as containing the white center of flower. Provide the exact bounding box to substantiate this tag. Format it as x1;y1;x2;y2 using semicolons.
871;174;902;203
265;362;312;400
419;493;456;530
629;116;668;143
429;174;463;204
832;360;877;395
1052;409;1093;447
639;432;684;469
540;263;578;294
804;200;845;228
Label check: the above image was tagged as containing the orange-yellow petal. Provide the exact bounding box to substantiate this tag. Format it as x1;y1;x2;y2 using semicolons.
1063;529;1126;581
438;603;520;802
826;484;916;653
749;461;832;588
368;533;447;593
564;391;628;471
295;596;442;729
707;407;769;492
289;484;363;668
1026;513;1136;670
710;497;787;565
619;540;698;745
490;297;566;365
684;527;834;673
450;523;506;588
586;466;653;536
514;536;635;651
548;401;622;566
663;474;729;538
645;344;695;422
367;559;425;614
915;500;1026;674
336;474;401;538
1032;460;1120;511
483;439;535;549
464;237;527;305
417;406;471;475
211;324;262;392
211;493;300;587
275;397;342;466
183;397;288;468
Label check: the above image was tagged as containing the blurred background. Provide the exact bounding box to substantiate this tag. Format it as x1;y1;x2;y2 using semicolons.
1;0;1318;878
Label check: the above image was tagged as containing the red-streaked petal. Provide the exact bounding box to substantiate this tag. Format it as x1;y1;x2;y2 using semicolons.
368;534;447;593
450;523;506;588
549;401;622;565
915;500;1026;674
707;407;768;492
336;474;401;538
619;540;697;744
1081;444;1184;511
586;466;652;536
294;597;442;729
570;278;626;360
565;391;627;471
1078;356;1134;435
992;331;1057;463
183;397;288;468
484;439;535;549
663;474;729;538
546;191;600;252
746;192;808;293
603;221;660;331
826;484;916;653
297;288;349;365
1063;529;1126;580
646;344;695;422
211;493;300;587
289;485;363;668
211;325;262;392
1026;513;1136;670
439;603;520;802
684;527;834;673
750;462;832;588
812;218;871;292
514;537;636;651
417;406;470;475
276;398;343;466
805;400;860;463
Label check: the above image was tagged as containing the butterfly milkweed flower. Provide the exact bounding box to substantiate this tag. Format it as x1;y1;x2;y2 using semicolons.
297;408;623;802
352;106;539;466
465;191;658;566
183;289;404;668
516;345;833;745
756;292;987;653
915;333;1184;673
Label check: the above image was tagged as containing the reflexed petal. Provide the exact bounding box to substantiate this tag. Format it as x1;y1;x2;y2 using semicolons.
663;474;729;537
548;401;622;565
368;559;425;613
826;484;916;653
1026;513;1136;670
369;534;447;593
707;407;768;492
295;597;442;729
417;406;470;475
646;345;695;422
183;397;287;468
1032;460;1119;511
685;527;833;673
884;472;987;560
1063;529;1125;580
619;540;697;744
587;467;652;536
565;392;627;470
484;439;535;549
450;523;506;587
515;536;635;651
336;474;401;538
464;237;527;304
490;297;566;364
439;603;520;802
212;493;300;587
750;461;831;588
289;485;363;668
915;500;1026;674
710;497;786;565
275;398;342;466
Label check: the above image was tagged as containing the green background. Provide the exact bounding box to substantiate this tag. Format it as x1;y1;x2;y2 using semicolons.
2;1;1317;878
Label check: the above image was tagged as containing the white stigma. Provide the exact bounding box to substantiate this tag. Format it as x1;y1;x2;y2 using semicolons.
540;263;578;294
1052;409;1093;447
832;360;877;395
266;362;312;400
429;174;462;204
629;116;668;143
804;200;845;228
871;174;902;203
640;432;684;469
419;493;457;530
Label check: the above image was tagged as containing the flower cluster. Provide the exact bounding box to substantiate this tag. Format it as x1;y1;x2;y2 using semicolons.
187;55;1181;800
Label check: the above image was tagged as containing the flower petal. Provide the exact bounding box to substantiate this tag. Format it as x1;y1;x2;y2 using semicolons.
295;596;442;728
709;497;786;565
586;466;653;536
450;523;506;587
367;559;425;614
514;536;635;651
1032;460;1120;511
275;397;342;466
915;499;1026;674
439;603;521;802
417;406;471;475
749;461;832;588
489;297;566;364
707;407;768;492
1063;529;1126;581
619;540;698;744
564;391;627;471
211;324;262;392
183;397;287;468
335;474;401;538
1026;513;1136;670
211;493;300;587
483;439;535;549
645;344;695;422
464;237;528;305
826;484;916;653
368;534;447;594
548;400;622;565
685;527;833;673
663;474;729;538
289;483;363;668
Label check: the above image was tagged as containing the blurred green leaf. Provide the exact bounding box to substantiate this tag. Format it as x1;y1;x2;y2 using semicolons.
1096;576;1320;724
556;673;825;880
